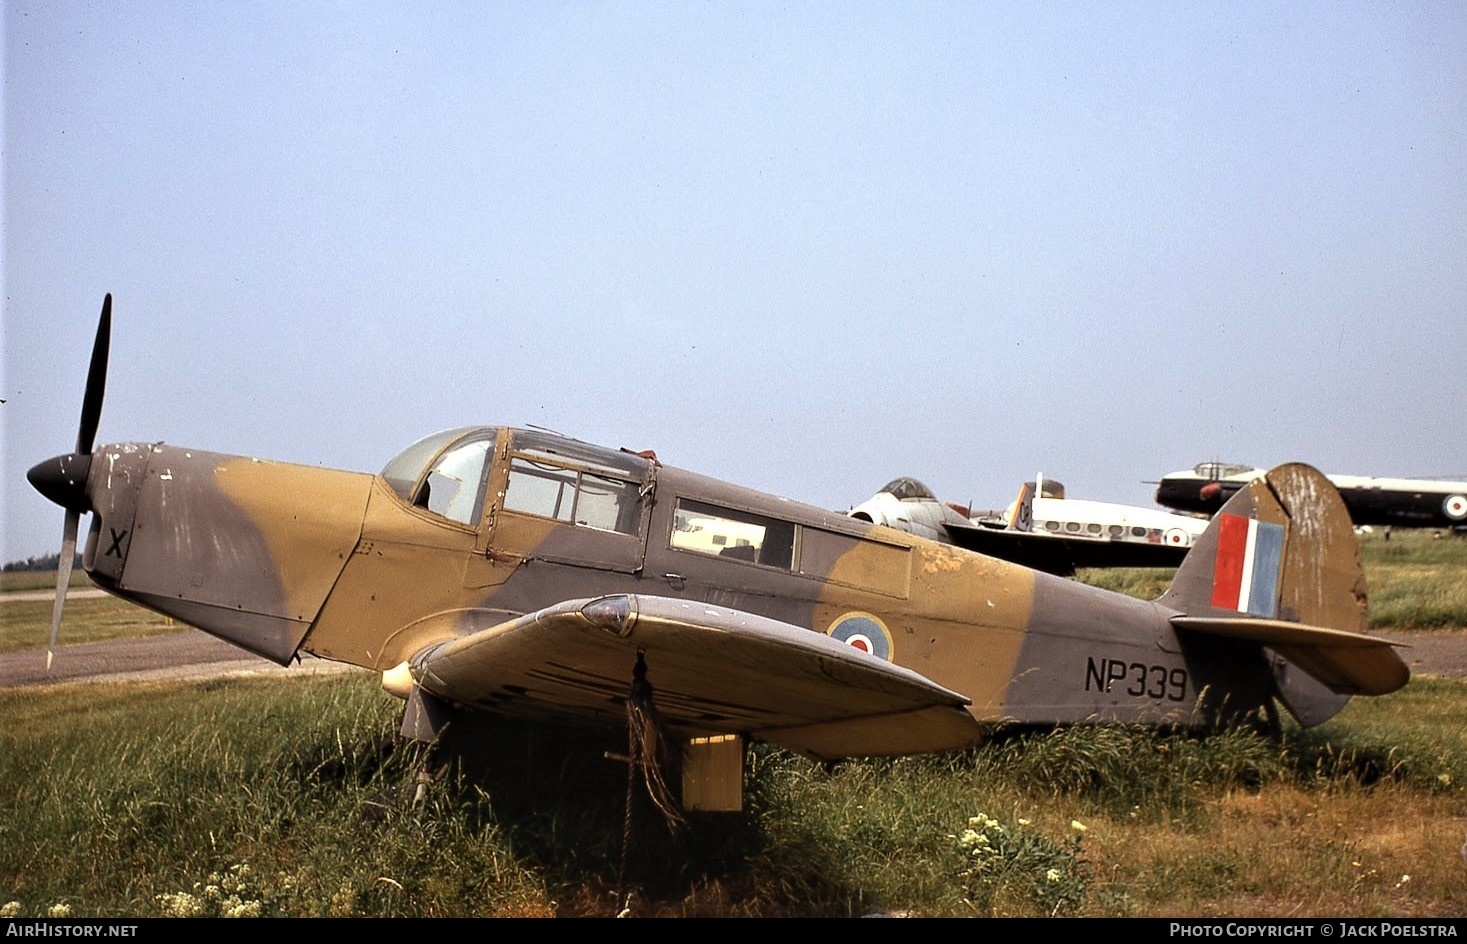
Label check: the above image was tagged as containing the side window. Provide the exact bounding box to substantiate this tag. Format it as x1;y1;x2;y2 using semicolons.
671;499;794;569
503;457;642;534
575;471;643;533
503;458;577;522
413;437;492;526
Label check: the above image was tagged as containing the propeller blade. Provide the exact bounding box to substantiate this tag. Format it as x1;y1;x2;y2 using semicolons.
45;294;111;671
76;294;112;455
47;510;79;671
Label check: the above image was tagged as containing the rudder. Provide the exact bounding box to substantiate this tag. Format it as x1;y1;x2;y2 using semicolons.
1158;463;1398;726
1159;462;1367;630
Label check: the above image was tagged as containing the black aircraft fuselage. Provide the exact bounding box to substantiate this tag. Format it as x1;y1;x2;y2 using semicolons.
1155;462;1467;531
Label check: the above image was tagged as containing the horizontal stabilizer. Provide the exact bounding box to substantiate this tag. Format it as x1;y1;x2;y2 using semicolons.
410;594;982;761
1171;615;1408;696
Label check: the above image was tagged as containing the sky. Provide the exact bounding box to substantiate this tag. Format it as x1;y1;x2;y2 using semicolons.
3;2;1464;563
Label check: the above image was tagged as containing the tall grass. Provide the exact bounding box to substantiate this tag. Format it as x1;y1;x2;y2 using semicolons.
0;678;552;918
3;674;1463;918
1357;531;1467;628
1073;567;1174;601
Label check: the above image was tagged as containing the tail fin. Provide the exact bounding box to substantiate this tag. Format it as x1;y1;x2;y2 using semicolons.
1158;463;1407;724
1004;481;1034;532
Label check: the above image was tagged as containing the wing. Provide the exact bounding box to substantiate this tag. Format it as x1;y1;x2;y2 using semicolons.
406;594;982;761
943;521;1190;576
1171;615;1409;696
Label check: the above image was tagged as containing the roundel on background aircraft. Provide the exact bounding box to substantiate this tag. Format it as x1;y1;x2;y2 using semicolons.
1445;494;1467;521
1164;527;1192;547
826;612;894;661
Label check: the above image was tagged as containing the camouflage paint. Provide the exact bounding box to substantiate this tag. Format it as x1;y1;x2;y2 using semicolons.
90;443;370;663
50;424;1403;751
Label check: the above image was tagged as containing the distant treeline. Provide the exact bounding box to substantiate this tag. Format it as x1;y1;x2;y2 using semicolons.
2;552;83;573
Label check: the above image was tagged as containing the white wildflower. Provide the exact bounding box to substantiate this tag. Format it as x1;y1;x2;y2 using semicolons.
157;891;206;918
222;898;261;918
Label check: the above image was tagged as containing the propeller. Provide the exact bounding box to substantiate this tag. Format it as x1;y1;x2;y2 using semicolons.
31;294;112;670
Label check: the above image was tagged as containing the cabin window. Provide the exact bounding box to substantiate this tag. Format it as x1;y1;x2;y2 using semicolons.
1065;521;1082;533
1130;526;1147;538
671;499;795;569
1108;524;1124;537
1044;520;1061;532
504;457;641;534
1086;523;1103;535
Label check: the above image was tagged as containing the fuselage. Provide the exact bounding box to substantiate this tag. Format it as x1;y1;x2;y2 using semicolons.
71;427;1273;732
1156;463;1467;530
848;479;1207;574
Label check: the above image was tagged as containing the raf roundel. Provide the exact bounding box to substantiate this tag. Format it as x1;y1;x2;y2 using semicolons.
1445;494;1467;521
827;612;894;661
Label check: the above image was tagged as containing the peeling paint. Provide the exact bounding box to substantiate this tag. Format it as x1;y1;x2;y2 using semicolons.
919;546;966;575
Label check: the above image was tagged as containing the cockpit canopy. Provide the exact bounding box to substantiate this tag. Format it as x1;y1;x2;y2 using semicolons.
379;426;655;532
381;426;498;525
1193;461;1261;481
879;477;936;501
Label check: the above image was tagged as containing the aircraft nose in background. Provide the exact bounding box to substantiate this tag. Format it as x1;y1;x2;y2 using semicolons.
27;452;94;514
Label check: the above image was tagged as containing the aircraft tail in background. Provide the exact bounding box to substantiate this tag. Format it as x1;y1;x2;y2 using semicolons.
1003;481;1034;532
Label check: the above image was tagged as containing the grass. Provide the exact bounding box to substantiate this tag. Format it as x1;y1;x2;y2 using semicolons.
1;531;1463;918
0;674;1462;918
0;569;93;594
0;595;182;654
1356;530;1467;629
1074;567;1175;602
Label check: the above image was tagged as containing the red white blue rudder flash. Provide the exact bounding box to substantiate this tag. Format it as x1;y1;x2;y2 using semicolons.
1209;514;1285;617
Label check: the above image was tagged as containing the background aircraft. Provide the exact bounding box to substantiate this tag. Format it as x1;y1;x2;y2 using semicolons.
31;297;1408;823
848;475;1207;576
1155;461;1467;532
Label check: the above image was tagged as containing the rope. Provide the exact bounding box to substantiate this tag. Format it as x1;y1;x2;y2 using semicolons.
614;649;688;916
617;695;637;915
